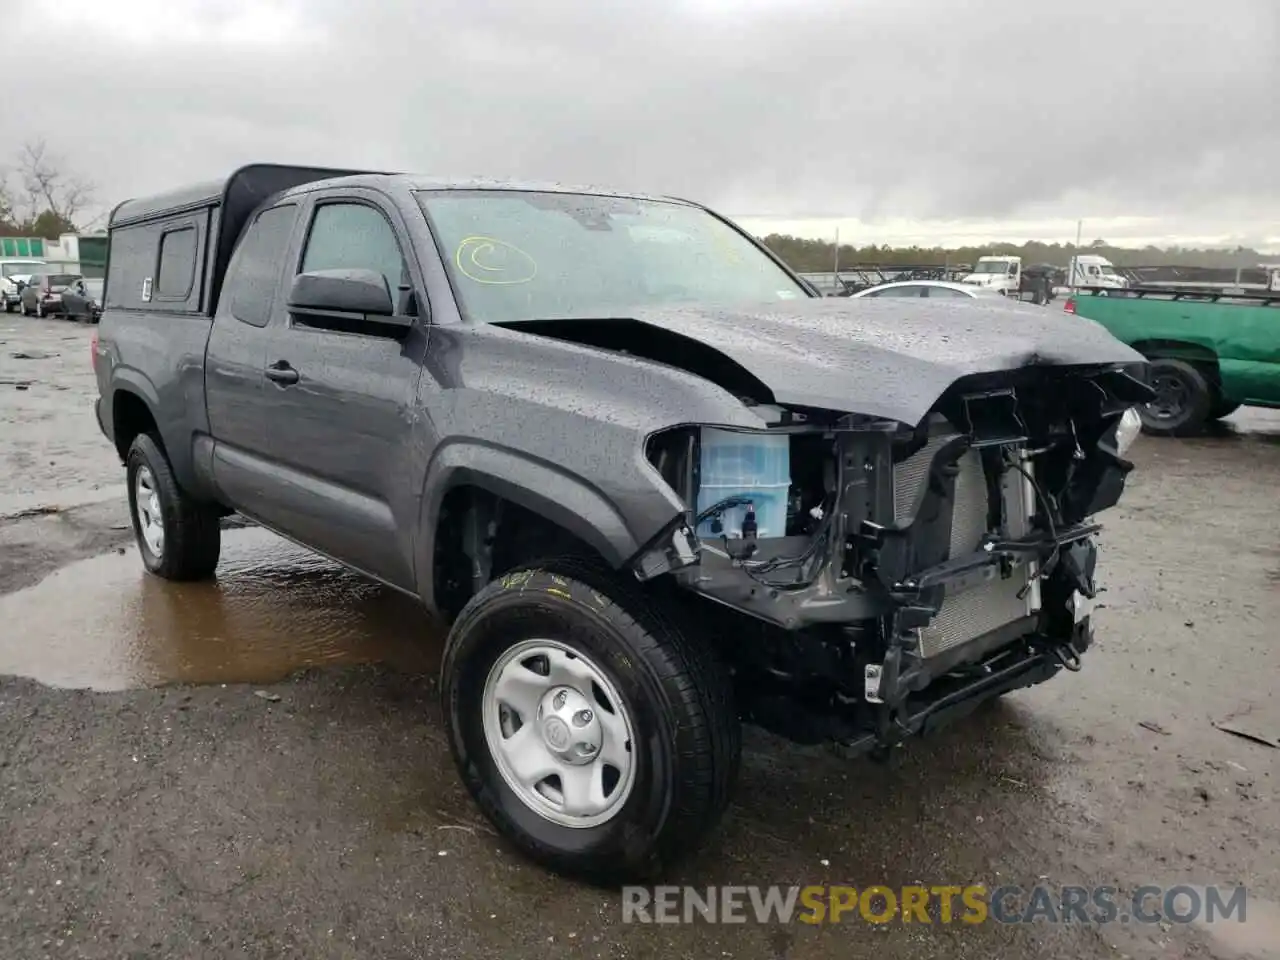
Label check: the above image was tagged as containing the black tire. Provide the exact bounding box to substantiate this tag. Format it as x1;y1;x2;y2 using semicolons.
441;559;740;884
125;433;221;580
1209;397;1241;421
1139;358;1214;436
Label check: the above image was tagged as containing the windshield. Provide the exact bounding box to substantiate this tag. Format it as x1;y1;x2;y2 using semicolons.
417;190;808;323
48;274;81;291
973;260;1012;274
1;262;44;278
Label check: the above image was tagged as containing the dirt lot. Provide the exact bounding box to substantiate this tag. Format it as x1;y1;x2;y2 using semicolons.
1;316;1278;959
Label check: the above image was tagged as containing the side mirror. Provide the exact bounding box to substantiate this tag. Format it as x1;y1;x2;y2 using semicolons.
289;268;395;316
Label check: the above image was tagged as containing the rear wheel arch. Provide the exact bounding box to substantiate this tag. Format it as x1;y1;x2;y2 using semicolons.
1129;339;1222;382
111;386;162;463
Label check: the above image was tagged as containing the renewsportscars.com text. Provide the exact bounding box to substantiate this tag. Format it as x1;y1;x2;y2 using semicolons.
621;884;1248;926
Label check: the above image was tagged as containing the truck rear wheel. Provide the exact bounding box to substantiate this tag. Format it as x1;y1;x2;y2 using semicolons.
441;560;740;883
125;433;221;580
1140;358;1213;436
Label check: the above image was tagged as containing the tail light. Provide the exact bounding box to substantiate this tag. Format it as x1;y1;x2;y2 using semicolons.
1063;296;1076;314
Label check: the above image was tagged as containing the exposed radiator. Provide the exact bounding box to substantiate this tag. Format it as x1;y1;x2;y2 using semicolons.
892;429;1039;658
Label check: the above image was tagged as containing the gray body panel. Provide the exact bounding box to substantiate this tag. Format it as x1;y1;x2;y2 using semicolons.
94;168;1141;617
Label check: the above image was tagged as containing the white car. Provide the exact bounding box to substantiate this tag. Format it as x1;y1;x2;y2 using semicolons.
2;259;47;312
851;279;1006;299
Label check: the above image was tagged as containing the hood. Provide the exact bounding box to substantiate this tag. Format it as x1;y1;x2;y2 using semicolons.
498;298;1145;426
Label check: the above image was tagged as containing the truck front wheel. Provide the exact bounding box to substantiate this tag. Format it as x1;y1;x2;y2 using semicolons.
441;560;740;883
1140;358;1213;436
125;433;221;580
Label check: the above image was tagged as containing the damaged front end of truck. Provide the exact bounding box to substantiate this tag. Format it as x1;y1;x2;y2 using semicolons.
613;305;1152;755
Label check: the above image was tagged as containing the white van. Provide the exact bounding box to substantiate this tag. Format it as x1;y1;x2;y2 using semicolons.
2;259;48;312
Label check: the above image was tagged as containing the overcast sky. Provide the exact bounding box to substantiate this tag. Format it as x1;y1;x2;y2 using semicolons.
6;0;1278;250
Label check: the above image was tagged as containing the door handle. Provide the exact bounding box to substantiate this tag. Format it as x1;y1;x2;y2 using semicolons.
265;361;299;386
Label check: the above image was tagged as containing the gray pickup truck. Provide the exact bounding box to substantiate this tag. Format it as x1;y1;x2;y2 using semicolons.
93;164;1149;882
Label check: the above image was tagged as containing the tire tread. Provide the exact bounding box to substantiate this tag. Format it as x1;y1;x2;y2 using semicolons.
127;433;221;581
442;557;740;882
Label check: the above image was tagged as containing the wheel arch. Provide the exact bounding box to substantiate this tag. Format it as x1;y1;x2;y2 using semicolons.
1130;338;1221;377
416;441;656;619
108;376;163;462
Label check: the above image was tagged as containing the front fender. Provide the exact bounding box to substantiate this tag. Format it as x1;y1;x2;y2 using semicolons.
414;440;657;611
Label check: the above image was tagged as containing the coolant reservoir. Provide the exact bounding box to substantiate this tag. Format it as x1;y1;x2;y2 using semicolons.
696;427;791;539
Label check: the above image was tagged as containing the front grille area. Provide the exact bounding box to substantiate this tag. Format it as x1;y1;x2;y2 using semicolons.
892;428;1038;658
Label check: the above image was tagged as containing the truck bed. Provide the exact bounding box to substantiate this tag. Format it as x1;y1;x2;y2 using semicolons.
1071;288;1280;408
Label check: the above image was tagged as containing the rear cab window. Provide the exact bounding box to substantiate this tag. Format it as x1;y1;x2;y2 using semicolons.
223;204;299;327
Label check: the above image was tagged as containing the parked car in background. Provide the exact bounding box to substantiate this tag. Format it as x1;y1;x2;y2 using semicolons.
850;279;1004;299
2;259;47;312
61;277;105;322
19;272;83;317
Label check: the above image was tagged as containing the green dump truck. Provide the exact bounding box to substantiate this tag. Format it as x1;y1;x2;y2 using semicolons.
1065;287;1280;435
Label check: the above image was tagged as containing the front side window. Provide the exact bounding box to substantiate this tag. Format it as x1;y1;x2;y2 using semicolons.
418;190;809;324
300;202;407;294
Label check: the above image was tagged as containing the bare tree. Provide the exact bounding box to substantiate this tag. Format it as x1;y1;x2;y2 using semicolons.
17;139;94;226
0;169;15;229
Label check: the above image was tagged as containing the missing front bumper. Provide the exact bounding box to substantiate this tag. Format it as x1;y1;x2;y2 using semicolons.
846;616;1093;757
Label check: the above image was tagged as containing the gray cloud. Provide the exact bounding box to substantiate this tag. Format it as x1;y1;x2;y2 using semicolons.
4;0;1277;234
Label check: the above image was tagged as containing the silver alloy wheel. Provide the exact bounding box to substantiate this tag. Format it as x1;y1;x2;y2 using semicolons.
482;638;636;828
134;465;165;558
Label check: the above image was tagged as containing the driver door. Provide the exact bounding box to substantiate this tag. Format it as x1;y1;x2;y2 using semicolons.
254;190;429;589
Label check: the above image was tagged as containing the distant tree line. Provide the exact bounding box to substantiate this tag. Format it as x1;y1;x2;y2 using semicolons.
1;141;1270;271
758;233;1277;272
0;140;93;240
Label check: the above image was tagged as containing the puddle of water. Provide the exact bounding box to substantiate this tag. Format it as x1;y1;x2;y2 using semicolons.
0;527;442;690
0;483;126;519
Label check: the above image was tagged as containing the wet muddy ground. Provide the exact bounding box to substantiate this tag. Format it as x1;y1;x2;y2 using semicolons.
2;317;1279;959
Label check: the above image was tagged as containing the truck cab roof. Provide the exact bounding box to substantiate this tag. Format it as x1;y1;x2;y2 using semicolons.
109;165;681;230
106;164;704;318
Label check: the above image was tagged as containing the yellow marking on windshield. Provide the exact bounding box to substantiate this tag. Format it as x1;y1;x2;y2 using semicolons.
455;236;538;285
